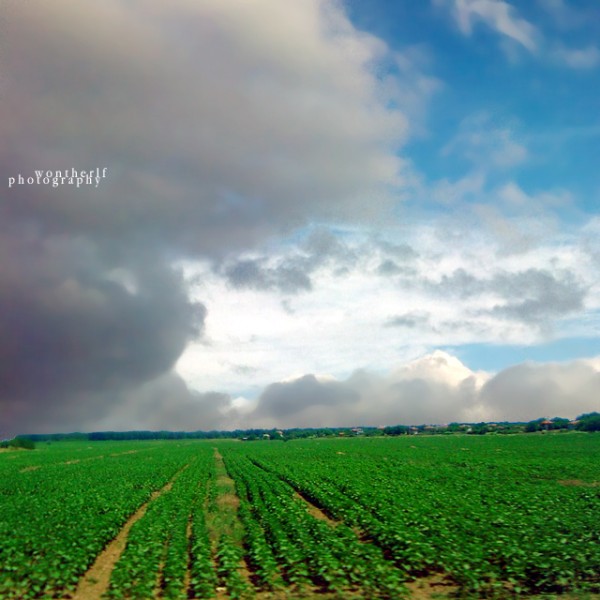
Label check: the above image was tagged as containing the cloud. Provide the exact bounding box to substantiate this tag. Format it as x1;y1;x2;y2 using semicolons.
489;269;586;325
536;0;589;30
437;0;599;69
431;172;486;206
552;44;600;69
175;213;598;402
0;0;410;437
435;0;538;52
425;267;585;322
0;225;204;437
224;258;313;294
90;373;237;433
480;359;600;421
381;45;443;137
248;350;600;427
442;112;528;169
254;374;359;421
220;228;359;294
385;311;431;328
2;0;408;255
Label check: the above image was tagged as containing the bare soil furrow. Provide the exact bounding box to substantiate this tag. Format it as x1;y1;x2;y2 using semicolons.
68;471;181;600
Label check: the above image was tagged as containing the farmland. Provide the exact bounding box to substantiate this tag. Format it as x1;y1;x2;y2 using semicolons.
1;434;599;599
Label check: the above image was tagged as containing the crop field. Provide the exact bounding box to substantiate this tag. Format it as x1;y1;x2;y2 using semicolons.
1;434;599;599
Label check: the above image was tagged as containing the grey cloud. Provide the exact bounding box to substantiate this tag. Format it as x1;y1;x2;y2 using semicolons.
303;229;358;265
0;226;204;437
423;267;586;326
375;241;419;277
2;1;406;257
376;240;419;261
224;259;312;294
480;360;600;421
221;228;358;294
386;311;431;328
377;259;415;276
1;0;407;435
92;373;236;433
254;375;359;421
490;269;585;323
429;268;486;299
248;352;600;428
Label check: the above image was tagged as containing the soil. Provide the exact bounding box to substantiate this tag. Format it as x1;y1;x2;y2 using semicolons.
68;475;178;600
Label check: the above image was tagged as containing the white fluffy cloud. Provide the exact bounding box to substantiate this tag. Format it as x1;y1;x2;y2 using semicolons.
176;209;598;405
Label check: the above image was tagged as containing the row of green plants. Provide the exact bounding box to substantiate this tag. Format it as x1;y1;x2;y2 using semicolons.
222;448;408;598
0;444;199;599
3;436;598;598
106;449;216;599
235;435;600;596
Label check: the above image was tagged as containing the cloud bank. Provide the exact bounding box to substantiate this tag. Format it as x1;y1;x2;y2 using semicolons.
0;0;410;437
249;351;600;428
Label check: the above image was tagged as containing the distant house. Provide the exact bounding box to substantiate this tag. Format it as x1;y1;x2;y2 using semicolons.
262;433;271;440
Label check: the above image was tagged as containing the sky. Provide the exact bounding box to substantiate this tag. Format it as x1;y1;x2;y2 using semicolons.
1;0;599;437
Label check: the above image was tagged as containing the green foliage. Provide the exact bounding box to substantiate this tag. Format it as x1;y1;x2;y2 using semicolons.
2;436;599;598
0;437;36;449
577;412;600;432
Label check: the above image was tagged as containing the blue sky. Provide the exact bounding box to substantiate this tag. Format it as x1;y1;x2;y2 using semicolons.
349;0;600;211
2;0;599;435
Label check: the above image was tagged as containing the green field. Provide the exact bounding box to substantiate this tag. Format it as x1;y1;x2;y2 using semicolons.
1;434;599;599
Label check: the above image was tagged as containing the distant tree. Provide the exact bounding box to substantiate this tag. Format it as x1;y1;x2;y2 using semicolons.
6;437;35;450
576;412;600;432
525;419;543;433
469;423;489;435
550;417;570;430
384;425;409;436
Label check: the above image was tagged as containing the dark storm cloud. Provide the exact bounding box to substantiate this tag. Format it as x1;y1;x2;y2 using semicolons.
0;225;204;436
254;375;359;420
2;1;405;256
0;1;406;435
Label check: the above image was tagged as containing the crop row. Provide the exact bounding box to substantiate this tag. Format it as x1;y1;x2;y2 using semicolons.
221;448;408;598
106;448;216;599
0;444;200;599
234;436;600;596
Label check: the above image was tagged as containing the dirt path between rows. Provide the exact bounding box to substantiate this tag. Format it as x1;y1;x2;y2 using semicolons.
293;490;338;526
68;473;180;600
